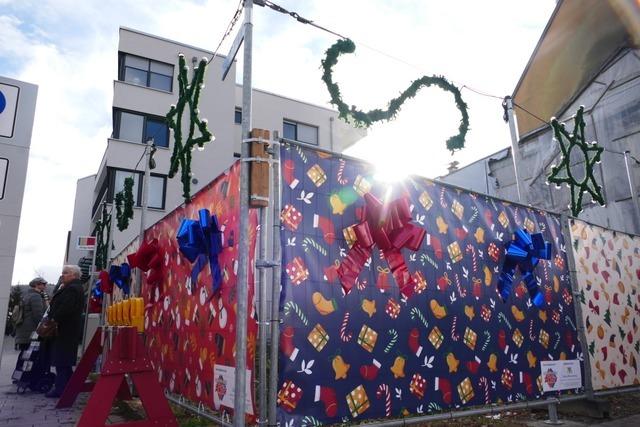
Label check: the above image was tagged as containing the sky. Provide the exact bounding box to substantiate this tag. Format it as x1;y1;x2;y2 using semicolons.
0;0;557;284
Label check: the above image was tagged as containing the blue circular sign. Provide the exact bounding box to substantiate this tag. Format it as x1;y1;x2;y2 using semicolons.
0;90;6;114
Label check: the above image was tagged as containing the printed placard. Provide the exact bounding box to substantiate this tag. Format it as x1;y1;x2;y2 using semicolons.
213;364;254;415
76;236;96;250
540;360;581;392
0;83;19;138
0;157;7;199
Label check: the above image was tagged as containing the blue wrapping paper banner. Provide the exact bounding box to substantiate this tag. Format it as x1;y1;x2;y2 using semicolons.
277;142;583;425
109;263;131;295
177;208;223;294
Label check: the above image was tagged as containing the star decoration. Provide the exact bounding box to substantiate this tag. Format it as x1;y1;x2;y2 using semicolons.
167;54;214;203
548;106;604;216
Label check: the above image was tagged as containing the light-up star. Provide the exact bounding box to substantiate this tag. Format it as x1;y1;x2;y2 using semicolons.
167;54;214;203
548;106;604;216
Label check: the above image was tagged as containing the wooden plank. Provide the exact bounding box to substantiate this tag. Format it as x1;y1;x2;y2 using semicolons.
249;128;270;207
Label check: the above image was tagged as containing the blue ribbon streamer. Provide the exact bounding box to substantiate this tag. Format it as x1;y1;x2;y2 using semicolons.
177;208;223;294
109;263;131;295
497;228;552;308
93;280;103;299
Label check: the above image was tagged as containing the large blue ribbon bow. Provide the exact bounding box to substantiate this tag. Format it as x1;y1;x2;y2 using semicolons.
92;280;103;299
109;263;131;295
176;208;223;294
497;228;552;308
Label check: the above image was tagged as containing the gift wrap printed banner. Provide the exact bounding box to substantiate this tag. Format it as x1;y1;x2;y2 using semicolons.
140;161;259;416
570;219;640;390
277;143;583;425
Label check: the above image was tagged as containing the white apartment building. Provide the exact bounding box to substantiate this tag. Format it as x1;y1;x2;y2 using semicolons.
65;27;366;266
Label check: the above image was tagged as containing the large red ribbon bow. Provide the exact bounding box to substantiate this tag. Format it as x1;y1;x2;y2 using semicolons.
127;238;164;291
337;193;426;297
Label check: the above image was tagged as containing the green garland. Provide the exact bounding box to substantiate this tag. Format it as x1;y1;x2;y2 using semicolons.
321;38;469;153
115;177;135;232
548;106;605;216
167;54;214;203
95;204;112;271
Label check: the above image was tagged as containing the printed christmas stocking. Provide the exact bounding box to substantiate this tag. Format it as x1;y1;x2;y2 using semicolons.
435;377;452;405
315;385;337;417
408;327;423;357
280;326;299;361
359;359;381;381
313;214;335;245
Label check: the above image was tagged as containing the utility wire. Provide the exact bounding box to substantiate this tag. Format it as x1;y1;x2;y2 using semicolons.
255;0;348;39
207;0;244;64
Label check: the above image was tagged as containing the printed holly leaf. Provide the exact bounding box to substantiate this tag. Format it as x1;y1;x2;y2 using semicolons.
579;290;586;305
618;326;626;342
635;341;639;353
628;294;633;308
604;308;612;327
588;341;595;356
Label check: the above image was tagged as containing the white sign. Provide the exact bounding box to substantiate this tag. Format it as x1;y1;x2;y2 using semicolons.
213;364;254;415
540;359;582;392
0;83;19;138
0;157;7;200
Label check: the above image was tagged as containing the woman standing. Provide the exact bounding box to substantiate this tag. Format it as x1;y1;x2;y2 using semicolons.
14;278;48;370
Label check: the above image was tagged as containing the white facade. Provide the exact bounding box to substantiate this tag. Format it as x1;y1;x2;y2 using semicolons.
68;27;365;260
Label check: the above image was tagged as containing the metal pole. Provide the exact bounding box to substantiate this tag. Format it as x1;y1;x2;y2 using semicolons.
544;401;563;425
268;135;282;427
505;96;526;204
623;150;640;234
257;206;268;426
136;139;152;297
235;1;253;424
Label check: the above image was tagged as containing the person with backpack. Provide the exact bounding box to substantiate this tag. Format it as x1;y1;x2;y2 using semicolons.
14;277;48;370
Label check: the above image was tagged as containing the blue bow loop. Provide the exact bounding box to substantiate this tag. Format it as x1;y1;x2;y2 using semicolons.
498;228;552;308
177;208;223;294
109;263;131;295
93;280;103;299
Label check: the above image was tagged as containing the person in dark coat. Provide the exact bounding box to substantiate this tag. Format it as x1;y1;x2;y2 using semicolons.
14;277;48;371
45;265;84;398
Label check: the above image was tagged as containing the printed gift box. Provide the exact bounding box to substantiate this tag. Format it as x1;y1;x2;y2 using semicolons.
457;377;474;404
410;373;427;399
480;305;492;322
307;324;329;352
385;298;401;319
501;368;514;390
429;326;444;349
281;204;302;231
277;380;303;413
286;257;309;286
472;278;482;299
353;175;372;196
451;200;464;220
346;385;370;418
487;242;501;263
498;211;510;228
357;324;378;352
561;288;572;305
419;191;433;211
343;226;357;248
463;327;477;350
523;217;535;233
306;164;327;187
539;329;550;349
413;271;427;294
447;242;463;263
512;328;524;348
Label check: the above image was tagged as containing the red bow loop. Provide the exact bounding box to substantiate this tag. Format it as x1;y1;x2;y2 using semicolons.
128;238;164;290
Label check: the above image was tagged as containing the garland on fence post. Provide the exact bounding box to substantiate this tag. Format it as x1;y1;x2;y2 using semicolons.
548;106;605;216
166;54;214;203
115;177;135;232
321;38;469;153
95;204;112;271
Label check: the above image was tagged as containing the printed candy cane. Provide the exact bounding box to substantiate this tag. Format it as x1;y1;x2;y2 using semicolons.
529;319;536;341
479;376;490;404
543;261;549;282
481;330;491;351
337;159;348;185
376;384;391;417
465;244;478;272
553;332;561;350
498;312;512;330
455;273;467;298
384;329;398;353
410;307;429;329
451;316;460;341
295;145;308;163
283;301;309;326
340;311;353;342
439;188;447;208
302;237;327;256
421;253;439;270
489;198;498;212
469;206;479;223
564;315;576;331
514;207;520;226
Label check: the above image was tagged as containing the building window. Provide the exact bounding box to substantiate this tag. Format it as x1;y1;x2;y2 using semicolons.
283;120;318;145
108;168;167;210
113;109;169;148
234;107;242;124
119;53;173;92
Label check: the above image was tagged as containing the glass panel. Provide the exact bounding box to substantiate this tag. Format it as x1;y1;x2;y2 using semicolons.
149;73;172;91
118;112;144;143
235;108;242;124
124;55;149;70
297;123;318;145
283;121;296;140
124;67;148;86
148;175;165;209
114;170;140;205
146;119;169;148
150;61;173;76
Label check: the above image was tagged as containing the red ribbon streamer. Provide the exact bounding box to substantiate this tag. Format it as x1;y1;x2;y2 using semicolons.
127;238;164;291
337;193;425;297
